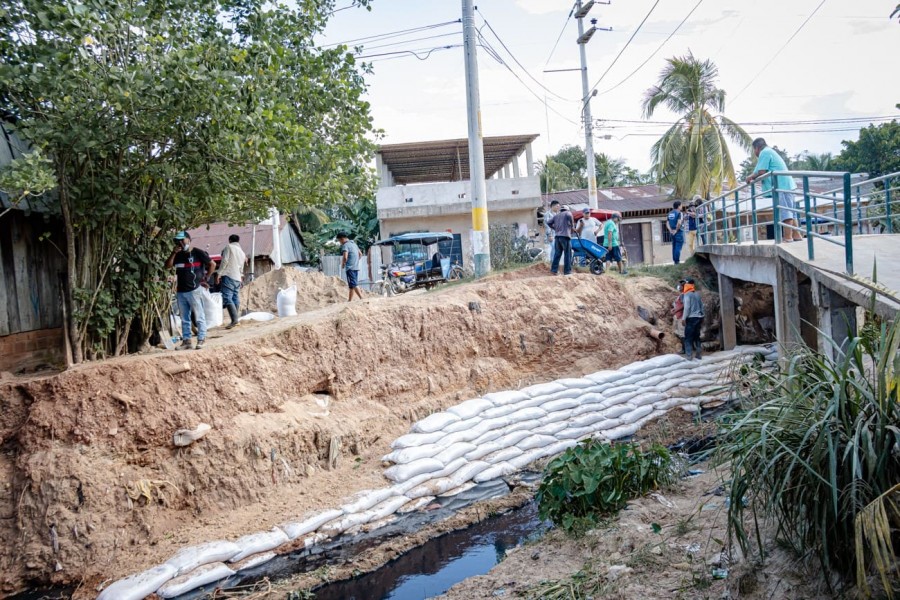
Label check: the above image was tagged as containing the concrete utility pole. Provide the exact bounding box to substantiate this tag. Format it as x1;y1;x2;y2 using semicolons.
462;0;491;277
576;0;599;210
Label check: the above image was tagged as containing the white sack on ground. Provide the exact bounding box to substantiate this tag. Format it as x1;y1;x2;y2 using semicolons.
340;488;397;514
279;509;344;540
276;285;298;317
516;434;557;451
412;412;461;434
446;398;494;419
164;541;241;576
96;564;176;600
391;430;445;450
231;551;276;572
541;398;580;413
433;442;477;465
554;377;595;389
521;382;567;397
384;457;447;483
534;421;569;436
482;446;524;464
382;444;442;465
229;529;290;562
157;562;236;599
473;462;516;483
503;418;544;435
484;390;529;405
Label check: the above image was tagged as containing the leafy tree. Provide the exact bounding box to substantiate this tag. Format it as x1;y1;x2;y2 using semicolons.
0;0;376;362
536;157;582;193
793;151;834;172
832;120;900;181
643;53;752;199
738;145;794;180
536;146;648;192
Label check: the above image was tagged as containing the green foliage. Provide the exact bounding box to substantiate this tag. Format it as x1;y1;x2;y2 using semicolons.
738;146;794;180
643;53;751;199
537;439;674;533
0;149;56;204
833;120;900;180
489;223;534;270
536;145;649;193
862;190;900;233
719;318;900;594
0;0;376;361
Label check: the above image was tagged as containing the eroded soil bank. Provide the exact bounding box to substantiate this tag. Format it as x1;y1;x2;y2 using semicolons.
1;267;680;596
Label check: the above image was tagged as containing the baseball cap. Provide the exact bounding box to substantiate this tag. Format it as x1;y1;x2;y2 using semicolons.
173;231;190;240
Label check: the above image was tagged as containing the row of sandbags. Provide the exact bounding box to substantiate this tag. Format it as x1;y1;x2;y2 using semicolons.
96;345;776;600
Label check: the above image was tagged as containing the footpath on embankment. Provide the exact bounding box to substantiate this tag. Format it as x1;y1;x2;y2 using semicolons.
1;265;717;598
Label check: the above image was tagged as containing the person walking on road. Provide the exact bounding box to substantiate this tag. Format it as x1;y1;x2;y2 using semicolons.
746;138;802;242
681;278;705;360
547;201;574;275
667;201;685;264
165;231;215;350
218;234;246;329
602;214;627;275
337;232;364;301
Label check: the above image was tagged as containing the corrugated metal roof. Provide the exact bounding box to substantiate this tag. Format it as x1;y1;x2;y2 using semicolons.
544;184;675;216
188;217;288;258
378;134;539;184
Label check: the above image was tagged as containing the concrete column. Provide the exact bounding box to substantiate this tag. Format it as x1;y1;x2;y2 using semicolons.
774;258;802;353
525;143;535;177
375;154;387;188
503;164;511;179
512;153;521;178
718;273;737;351
812;281;858;361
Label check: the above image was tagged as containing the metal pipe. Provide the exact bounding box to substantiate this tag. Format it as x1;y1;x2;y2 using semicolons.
843;172;853;274
803;177;814;260
886;176;893;233
751;182;758;243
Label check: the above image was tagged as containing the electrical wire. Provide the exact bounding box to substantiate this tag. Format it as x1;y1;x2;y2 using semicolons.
596;0;704;97
729;0;827;105
363;45;463;63
476;8;579;102
353;31;461;53
323;20;461;48
594;115;899;126
356;45;463;61
588;0;662;93
545;2;576;66
603;126;872;140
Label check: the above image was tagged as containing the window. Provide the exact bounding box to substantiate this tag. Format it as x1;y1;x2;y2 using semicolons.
661;220;673;245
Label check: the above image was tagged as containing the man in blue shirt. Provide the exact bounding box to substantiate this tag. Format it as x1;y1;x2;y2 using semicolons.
745;138;801;242
337;232;364;301
666;201;685;264
686;196;700;252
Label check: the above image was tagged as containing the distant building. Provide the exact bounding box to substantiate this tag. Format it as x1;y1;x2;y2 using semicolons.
375;135;542;267
188;214;306;279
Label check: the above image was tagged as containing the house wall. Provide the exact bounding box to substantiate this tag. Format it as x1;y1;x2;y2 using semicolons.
376;177;541;215
620;215;697;266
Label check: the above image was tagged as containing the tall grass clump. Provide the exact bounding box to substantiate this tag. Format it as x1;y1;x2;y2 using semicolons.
720;319;900;596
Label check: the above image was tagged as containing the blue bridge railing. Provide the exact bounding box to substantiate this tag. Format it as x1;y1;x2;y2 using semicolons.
697;170;900;276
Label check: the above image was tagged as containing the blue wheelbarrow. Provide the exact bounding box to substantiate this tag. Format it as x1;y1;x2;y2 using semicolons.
572;237;608;275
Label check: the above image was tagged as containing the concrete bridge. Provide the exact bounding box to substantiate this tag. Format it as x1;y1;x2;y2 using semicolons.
696;170;900;358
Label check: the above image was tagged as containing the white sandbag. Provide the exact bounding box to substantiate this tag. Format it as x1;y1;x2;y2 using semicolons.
97;564;176;600
384;457;445;483
231;551;276;572
621;354;685;373
439;416;509;446
391;430;445;449
603;423;642;440
442;416;482;434
541;398;581;413
412;412;461;434
554;377;595;389
239;311;276;322
276;285;298;317
470;427;505;446
585;370;624;384
521;381;567;397
439;481;477;498
340;488;397;514
603;385;640;399
629;392;667;407
230;528;290;562
484;390;529;405
556;426;597;440
534;421;569;436
165;540;241;576
158;562;236;598
449;460;491;485
300;532;328;548
543;439;578;457
203;291;224;328
602;404;634;419
434;442;477;465
570;412;608;428
542;387;585;402
572;402;605;418
653;397;690;411
365;495;412;522
516;434;557;451
538;410;573;425
382;443;442;465
493;430;532;448
406;476;458;499
503;418;543;435
507;447;556;469
279;508;344;540
482;403;522;419
482;446;524;464
397;496;435;514
679;403;700;414
507;406;547;422
619;404;654;424
473;462;516;483
446;398;494;420
465;441;503;461
575;392;604;405
585;418;621;433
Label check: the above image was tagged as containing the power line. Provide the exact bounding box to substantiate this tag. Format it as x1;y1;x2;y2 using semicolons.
353;31;460;53
595;115;899;126
476;33;581;126
545;2;576;66
588;0;662;93
605;126;872;140
356;45;463;61
323;20;461;48
730;0;827;105
597;0;704;97
476;8;578;102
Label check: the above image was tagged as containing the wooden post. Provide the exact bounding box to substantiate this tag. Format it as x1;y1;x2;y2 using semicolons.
718;272;737;351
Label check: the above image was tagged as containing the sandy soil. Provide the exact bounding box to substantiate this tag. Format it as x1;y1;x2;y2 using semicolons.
0;265;682;597
239;268;348;314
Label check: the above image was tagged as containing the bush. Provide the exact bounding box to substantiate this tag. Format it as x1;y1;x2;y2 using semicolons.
720;319;900;595
489;224;535;270
537;439;674;532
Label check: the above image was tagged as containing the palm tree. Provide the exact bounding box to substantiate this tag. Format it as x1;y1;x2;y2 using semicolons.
795;151;834;171
643;53;751;199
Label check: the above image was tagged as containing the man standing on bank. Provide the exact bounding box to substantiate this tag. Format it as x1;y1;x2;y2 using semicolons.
546;201;574;275
166;231;216;350
746;138;802;242
337;232;364;301
218;234;246;329
667;201;685;264
681;278;705;360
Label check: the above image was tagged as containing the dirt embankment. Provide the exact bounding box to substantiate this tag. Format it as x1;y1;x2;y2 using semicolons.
0;267;676;596
239;268;348;314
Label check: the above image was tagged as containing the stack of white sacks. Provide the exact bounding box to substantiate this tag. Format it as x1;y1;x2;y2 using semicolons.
97;346;776;600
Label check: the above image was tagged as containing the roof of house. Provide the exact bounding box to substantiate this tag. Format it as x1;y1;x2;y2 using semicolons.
188;216;288;258
544;184;675;217
377;134;539;185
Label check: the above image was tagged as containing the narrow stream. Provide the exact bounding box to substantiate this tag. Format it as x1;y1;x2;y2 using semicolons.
310;501;547;600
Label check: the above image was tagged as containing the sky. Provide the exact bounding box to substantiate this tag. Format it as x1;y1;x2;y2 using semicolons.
321;0;900;173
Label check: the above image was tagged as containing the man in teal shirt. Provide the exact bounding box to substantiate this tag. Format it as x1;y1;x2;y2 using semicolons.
602;214;627;275
745;138;801;242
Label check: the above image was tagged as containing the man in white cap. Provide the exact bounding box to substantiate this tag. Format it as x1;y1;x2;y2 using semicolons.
165;231;216;349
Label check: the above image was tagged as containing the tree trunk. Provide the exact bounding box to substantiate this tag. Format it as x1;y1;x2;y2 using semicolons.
56;171;83;364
